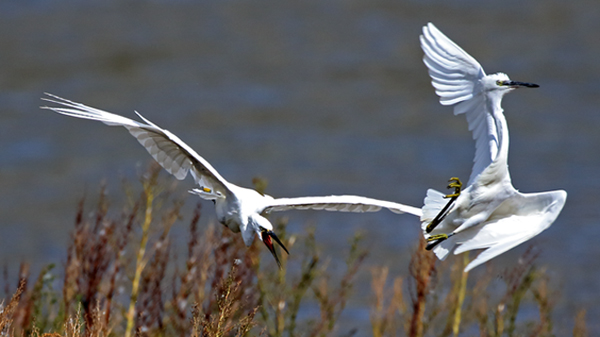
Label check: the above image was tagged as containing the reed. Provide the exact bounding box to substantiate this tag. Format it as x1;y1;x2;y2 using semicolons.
124;166;160;337
0;165;589;336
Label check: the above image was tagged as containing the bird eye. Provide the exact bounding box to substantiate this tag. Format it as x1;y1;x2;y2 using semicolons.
496;80;503;86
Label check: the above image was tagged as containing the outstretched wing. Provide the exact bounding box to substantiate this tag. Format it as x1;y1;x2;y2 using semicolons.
263;195;422;217
41;93;231;198
421;23;497;185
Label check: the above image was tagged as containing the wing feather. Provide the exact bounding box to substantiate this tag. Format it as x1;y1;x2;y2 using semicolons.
453;190;566;271
456;215;543;272
421;23;498;185
41;93;230;195
264;195;422;217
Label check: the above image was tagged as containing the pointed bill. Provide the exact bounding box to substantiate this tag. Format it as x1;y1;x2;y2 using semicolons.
261;230;289;268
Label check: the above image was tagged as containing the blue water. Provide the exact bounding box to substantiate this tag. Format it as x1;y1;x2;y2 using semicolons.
1;0;598;333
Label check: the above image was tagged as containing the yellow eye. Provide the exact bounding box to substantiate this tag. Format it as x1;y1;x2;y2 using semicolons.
496;80;504;86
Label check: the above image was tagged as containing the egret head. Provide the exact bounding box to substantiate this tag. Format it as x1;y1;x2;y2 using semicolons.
254;216;289;268
484;73;539;94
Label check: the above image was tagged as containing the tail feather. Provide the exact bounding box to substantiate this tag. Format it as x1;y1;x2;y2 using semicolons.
421;189;458;260
420;189;446;228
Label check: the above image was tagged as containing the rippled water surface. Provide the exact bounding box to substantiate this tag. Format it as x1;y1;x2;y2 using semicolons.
1;0;599;333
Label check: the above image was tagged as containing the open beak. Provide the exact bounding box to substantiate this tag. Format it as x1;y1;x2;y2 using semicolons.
261;230;289;268
505;81;539;88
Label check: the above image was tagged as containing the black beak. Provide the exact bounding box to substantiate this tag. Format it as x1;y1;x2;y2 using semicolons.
261;230;289;268
505;81;539;88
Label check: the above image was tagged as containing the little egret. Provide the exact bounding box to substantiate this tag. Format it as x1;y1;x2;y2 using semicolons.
419;23;567;272
42;94;422;267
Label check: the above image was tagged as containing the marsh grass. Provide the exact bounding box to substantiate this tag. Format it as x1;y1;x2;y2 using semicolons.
0;165;589;336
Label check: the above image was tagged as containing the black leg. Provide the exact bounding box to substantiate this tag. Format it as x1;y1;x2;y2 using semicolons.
425;177;462;233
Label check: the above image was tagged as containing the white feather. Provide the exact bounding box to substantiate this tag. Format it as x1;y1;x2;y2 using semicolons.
42;93;423;265
265;195;423;217
419;24;567;271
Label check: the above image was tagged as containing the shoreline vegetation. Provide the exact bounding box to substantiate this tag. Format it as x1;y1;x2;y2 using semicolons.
0;164;588;336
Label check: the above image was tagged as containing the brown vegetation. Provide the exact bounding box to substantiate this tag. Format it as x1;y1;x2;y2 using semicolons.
0;165;588;336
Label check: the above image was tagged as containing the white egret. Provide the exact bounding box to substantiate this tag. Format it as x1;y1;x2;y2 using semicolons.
419;23;567;272
42;93;423;267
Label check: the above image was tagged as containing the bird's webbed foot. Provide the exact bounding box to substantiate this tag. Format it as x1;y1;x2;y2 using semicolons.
444;177;462;198
425;177;463;233
425;233;454;251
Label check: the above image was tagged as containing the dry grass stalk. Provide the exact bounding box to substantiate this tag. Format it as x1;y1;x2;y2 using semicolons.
0;165;590;336
573;309;588;337
408;237;436;337
60;186;121;335
125;167;160;337
370;266;406;337
194;265;258;337
135;235;170;334
168;204;210;335
501;247;539;337
286;245;318;336
310;232;367;336
63;304;83;337
530;271;555;337
451;253;469;337
7;263;31;334
103;199;138;333
0;279;25;334
370;266;389;337
469;264;493;336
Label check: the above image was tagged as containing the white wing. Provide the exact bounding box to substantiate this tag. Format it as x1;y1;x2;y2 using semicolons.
41;93;231;197
263;195;422;217
454;190;566;272
421;23;497;185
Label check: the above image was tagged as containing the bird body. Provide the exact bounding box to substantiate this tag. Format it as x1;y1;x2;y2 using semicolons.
42;94;422;266
420;23;566;271
202;183;274;245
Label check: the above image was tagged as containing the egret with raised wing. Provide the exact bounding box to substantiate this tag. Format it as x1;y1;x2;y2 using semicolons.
42;94;423;267
419;23;566;272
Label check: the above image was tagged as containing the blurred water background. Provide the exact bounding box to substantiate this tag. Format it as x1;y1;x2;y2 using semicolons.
1;0;599;334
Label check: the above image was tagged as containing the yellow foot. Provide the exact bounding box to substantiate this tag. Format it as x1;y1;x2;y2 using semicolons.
427;233;449;241
444;177;462;199
426;233;450;251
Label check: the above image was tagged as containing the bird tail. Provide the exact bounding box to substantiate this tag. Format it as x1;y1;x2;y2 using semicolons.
421;189;457;260
420;189;446;228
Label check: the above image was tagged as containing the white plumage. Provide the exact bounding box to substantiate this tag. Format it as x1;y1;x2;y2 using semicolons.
420;23;567;272
42;93;422;266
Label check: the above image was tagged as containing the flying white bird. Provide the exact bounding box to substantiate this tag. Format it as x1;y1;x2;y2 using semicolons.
42;93;422;267
419;23;567;272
